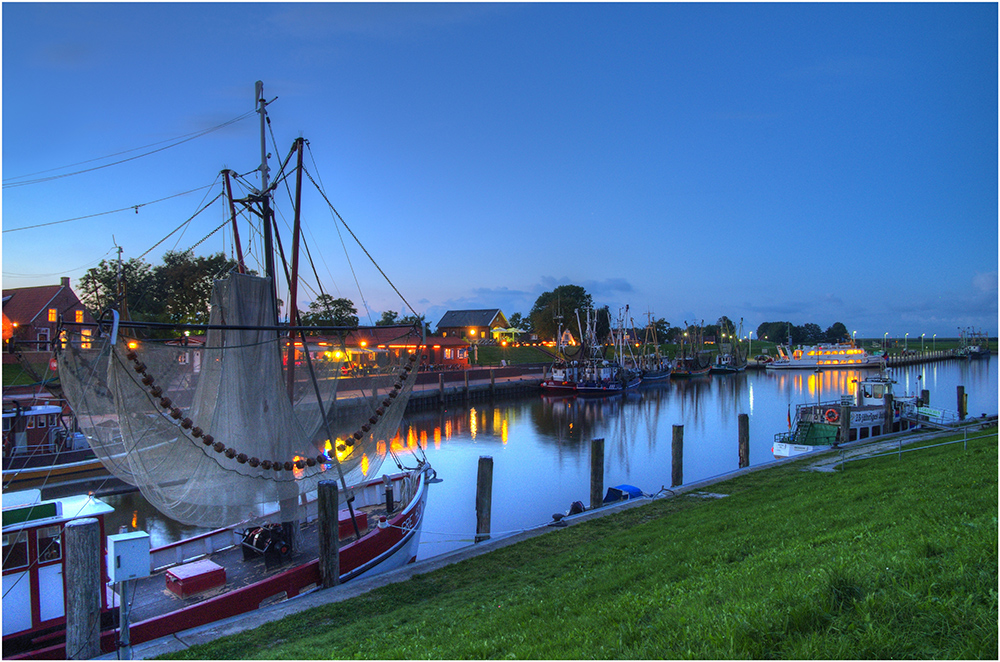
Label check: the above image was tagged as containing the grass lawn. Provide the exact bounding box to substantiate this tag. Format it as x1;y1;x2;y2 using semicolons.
160;430;998;660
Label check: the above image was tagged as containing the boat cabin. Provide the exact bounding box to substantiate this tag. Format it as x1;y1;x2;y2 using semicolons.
2;397;77;458
2;490;114;646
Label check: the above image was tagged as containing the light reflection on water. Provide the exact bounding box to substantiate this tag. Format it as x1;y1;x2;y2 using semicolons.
104;358;996;560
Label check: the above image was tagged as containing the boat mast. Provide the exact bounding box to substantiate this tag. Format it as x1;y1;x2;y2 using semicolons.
256;81;278;323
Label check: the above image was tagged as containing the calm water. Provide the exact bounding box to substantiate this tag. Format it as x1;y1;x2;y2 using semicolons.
104;357;997;561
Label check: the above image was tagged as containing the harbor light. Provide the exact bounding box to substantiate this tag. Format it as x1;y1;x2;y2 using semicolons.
921;333;925;352
933;333;937;351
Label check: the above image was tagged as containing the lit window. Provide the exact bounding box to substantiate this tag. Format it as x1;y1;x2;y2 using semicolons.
445;349;453;359
75;310;84;323
26;417;35;429
81;329;92;350
48;308;57;322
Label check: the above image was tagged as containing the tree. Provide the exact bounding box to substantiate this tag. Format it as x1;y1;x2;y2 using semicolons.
376;311;400;326
825;322;849;342
154;251;238;325
78;257;160;319
507;312;525;331
300;295;358;327
800;323;823;343
529;285;592;342
399;313;430;336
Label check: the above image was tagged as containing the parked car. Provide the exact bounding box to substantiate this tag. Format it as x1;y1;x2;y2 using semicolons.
753;354;773;363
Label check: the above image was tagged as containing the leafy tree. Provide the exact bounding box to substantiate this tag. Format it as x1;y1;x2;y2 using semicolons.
507;312;526;331
300;295;358;327
595;305;612;344
800;323;823;343
529;285;592;342
78;257;161;319
376;311;400;326
399;313;430;336
154;251;238;325
653;318;671;343
756;321;794;344
825;322;849;342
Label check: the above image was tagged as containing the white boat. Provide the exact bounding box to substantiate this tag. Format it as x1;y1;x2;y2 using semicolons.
772;372;919;459
766;340;884;370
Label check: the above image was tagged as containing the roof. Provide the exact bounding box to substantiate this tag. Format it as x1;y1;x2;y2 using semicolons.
1;285;65;324
436;309;507;329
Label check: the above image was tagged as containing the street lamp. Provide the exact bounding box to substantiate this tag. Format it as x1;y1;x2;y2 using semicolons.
933;333;937;351
905;332;909;351
883;332;888;351
921;333;925;352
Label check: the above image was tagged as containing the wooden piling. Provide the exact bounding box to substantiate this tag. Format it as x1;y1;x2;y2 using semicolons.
839;404;851;445
65;518;101;660
957;385;966;420
490;369;495;396
920;389;930;407
317;480;340;588
475;456;493;543
590;438;605;509
883;393;894;434
438;373;445;405
737;414;749;468
671;425;683;487
464;370;470;399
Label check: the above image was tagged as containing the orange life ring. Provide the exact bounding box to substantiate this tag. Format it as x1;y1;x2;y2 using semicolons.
824;408;840;423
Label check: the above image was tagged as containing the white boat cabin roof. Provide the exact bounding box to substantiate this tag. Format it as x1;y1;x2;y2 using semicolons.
2;489;114;534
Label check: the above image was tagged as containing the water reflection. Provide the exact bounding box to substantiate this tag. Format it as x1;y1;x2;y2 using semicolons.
101;358;995;559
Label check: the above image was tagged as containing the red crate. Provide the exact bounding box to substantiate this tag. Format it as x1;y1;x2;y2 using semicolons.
339;509;368;538
165;559;226;598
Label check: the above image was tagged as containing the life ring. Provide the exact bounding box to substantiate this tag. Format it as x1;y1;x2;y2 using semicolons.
824;408;840;423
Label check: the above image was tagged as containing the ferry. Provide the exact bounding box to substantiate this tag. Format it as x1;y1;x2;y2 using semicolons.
766;341;884;370
772;372;919;459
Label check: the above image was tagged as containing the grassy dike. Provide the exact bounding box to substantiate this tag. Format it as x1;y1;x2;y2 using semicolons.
159;429;998;660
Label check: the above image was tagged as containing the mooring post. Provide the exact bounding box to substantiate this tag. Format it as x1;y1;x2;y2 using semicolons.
65;518;101;660
475;455;493;543
671;424;684;487
957;385;966;420
839;404;851;445
920;389;930;407
883;393;894;434
317;480;340;588
737;414;749;468
590;437;605;509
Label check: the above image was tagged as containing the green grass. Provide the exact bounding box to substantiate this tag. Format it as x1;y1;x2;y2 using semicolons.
2;361;55;387
161;430;998;660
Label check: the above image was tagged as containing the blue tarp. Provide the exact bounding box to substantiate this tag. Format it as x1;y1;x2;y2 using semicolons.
603;484;643;504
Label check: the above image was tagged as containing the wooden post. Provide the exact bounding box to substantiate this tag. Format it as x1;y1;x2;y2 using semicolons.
839;404;851;445
317;480;340;588
883;393;894;435
65;518;101;660
957;385;966;420
475;456;493;543
920;389;929;407
490;369;495;396
438;373;445;405
671;425;683;487
464;369;470;399
590;438;605;509
737;414;749;468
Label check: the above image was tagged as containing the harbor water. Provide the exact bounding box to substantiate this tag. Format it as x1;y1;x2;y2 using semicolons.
102;357;997;561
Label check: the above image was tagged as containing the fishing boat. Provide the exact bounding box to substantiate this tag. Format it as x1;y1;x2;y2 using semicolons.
766;340;884;370
2;82;435;659
2;395;110;491
540;307;640;395
634;312;671;382
771;372;920;459
710;319;748;374
671;321;712;377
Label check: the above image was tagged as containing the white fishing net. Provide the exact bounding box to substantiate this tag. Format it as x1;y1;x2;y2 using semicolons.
58;273;419;528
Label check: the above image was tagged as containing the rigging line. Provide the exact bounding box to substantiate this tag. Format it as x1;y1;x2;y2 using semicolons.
302;167;418;318
2;183;217;234
2;110;257;188
302;142;347;303
136;191;224;260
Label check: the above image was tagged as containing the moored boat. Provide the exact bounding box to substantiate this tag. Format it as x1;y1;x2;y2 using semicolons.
766;340;884;370
772;372;920;459
3;82;436;658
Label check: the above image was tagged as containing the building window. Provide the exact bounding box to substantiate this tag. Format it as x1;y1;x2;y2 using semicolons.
37;328;51;351
48;308;57;322
458;349;467;359
444;349;453;360
75;310;84;323
81;329;92;350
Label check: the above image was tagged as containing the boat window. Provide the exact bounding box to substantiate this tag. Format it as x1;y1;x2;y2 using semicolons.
872;384;885;399
2;532;29;570
48;415;58;427
26;416;35;429
2;418;10;433
37;526;61;563
37;415;47;428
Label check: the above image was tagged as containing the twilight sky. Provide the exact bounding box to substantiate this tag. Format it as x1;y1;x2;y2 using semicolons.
2;2;997;340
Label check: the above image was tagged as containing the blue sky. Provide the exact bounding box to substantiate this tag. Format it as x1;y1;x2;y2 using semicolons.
3;2;997;340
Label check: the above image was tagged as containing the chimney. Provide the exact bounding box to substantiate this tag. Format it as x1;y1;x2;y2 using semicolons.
60;277;70;288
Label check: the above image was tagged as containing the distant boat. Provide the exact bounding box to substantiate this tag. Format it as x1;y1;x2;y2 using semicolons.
634;312;671;381
772;372;921;459
710;319;748;374
671;321;712;377
540;307;641;395
766;341;884;370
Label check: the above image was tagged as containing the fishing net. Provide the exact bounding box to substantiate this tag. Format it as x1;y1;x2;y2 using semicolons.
58;273;420;529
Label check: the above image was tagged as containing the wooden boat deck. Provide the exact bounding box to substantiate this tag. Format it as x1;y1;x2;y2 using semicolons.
123;502;390;625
